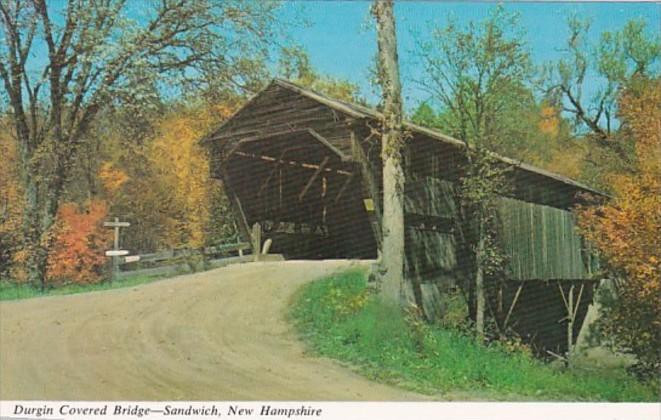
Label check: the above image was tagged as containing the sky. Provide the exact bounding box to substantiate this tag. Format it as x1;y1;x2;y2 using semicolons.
12;1;661;114
277;1;661;110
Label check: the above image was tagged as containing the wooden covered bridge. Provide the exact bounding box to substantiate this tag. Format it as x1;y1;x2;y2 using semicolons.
202;79;602;356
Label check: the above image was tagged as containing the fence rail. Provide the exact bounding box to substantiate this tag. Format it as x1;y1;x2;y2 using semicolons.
114;242;282;280
118;242;252;266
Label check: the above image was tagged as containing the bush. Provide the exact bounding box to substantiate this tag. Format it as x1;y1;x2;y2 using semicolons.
591;280;661;380
46;200;112;285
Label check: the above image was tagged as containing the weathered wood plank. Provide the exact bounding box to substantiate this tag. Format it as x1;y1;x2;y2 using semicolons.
497;197;594;281
351;130;382;248
299;157;329;201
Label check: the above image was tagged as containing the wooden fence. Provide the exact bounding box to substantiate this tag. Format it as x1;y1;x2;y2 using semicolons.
114;242;283;280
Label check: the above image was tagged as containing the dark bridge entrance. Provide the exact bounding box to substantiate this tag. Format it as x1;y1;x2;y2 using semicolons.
221;128;377;259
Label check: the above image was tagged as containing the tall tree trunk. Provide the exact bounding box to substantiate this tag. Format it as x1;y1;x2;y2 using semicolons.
22;148;66;290
23;177;45;289
475;217;486;338
372;0;407;306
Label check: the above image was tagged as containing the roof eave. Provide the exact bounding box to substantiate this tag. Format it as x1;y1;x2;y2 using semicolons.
204;77;607;198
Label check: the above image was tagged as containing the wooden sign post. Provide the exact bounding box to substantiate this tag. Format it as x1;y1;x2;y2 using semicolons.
104;217;130;282
251;222;261;262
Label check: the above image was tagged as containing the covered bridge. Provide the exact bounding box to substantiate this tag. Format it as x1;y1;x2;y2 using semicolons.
202;79;602;356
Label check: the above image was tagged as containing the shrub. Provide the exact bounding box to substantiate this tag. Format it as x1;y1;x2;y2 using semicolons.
46;200;112;285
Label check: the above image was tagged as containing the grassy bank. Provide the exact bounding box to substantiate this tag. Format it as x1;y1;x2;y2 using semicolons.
0;274;165;301
290;269;658;401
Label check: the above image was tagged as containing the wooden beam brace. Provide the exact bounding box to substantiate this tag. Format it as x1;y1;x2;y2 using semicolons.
299;157;329;201
223;128;311;158
307;128;351;162
572;283;585;322
503;283;524;329
557;281;570;315
334;171;356;203
234;151;352;175
219;167;252;244
567;284;575;358
258;148;293;196
222;128;353;164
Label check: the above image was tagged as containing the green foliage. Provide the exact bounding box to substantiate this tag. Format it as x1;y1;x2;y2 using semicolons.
591;283;661;381
0;273;166;301
410;103;442;130
455;148;512;329
278;46;362;102
543;16;660;188
413;6;543;160
411;5;532;334
291;270;658;401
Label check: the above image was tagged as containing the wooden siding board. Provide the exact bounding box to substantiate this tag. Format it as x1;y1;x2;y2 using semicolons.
404;175;458;302
497;198;593;281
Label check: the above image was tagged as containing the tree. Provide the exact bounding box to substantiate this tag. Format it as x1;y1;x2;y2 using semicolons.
412;6;533;156
0;0;281;286
72;98;239;255
148;103;237;249
278;46;361;102
577;77;661;377
412;6;525;336
371;0;408;306
0;119;23;278
544;17;660;187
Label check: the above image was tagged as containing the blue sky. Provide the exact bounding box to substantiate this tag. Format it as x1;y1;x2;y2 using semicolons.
278;1;661;110
17;1;661;113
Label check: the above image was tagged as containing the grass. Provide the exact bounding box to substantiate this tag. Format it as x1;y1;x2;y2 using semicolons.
0;273;167;301
290;269;659;401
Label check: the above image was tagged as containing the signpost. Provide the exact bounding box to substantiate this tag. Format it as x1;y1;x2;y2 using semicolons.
124;255;141;263
104;218;130;282
105;250;129;257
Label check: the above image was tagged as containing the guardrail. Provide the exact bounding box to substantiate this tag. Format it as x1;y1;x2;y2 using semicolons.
119;242;252;265
114;242;282;280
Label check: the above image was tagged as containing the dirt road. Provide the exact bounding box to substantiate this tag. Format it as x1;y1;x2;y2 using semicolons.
0;261;425;400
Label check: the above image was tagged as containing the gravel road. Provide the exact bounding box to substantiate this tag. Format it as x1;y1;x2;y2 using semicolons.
0;260;426;400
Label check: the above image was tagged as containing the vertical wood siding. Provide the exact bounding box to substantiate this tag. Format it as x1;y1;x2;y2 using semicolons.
497;197;596;281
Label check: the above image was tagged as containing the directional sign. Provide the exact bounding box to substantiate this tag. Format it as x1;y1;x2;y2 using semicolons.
104;221;130;228
105;250;129;257
124;255;141;263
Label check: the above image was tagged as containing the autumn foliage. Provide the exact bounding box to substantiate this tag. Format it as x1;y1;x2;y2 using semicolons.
98;162;129;196
46;200;112;285
147;103;237;249
0;126;23;278
577;77;661;375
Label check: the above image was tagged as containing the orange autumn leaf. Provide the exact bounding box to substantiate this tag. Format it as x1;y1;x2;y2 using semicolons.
46;200;112;285
538;105;560;137
98;161;129;195
576;77;661;372
0;125;25;280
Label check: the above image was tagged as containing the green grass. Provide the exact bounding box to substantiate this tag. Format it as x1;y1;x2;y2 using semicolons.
290;269;659;401
0;273;167;301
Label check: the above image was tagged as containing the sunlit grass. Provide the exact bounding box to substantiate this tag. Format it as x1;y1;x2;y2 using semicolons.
290;269;658;401
0;274;166;301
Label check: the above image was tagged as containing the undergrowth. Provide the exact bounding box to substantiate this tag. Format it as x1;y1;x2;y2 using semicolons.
0;274;165;301
290;269;659;401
